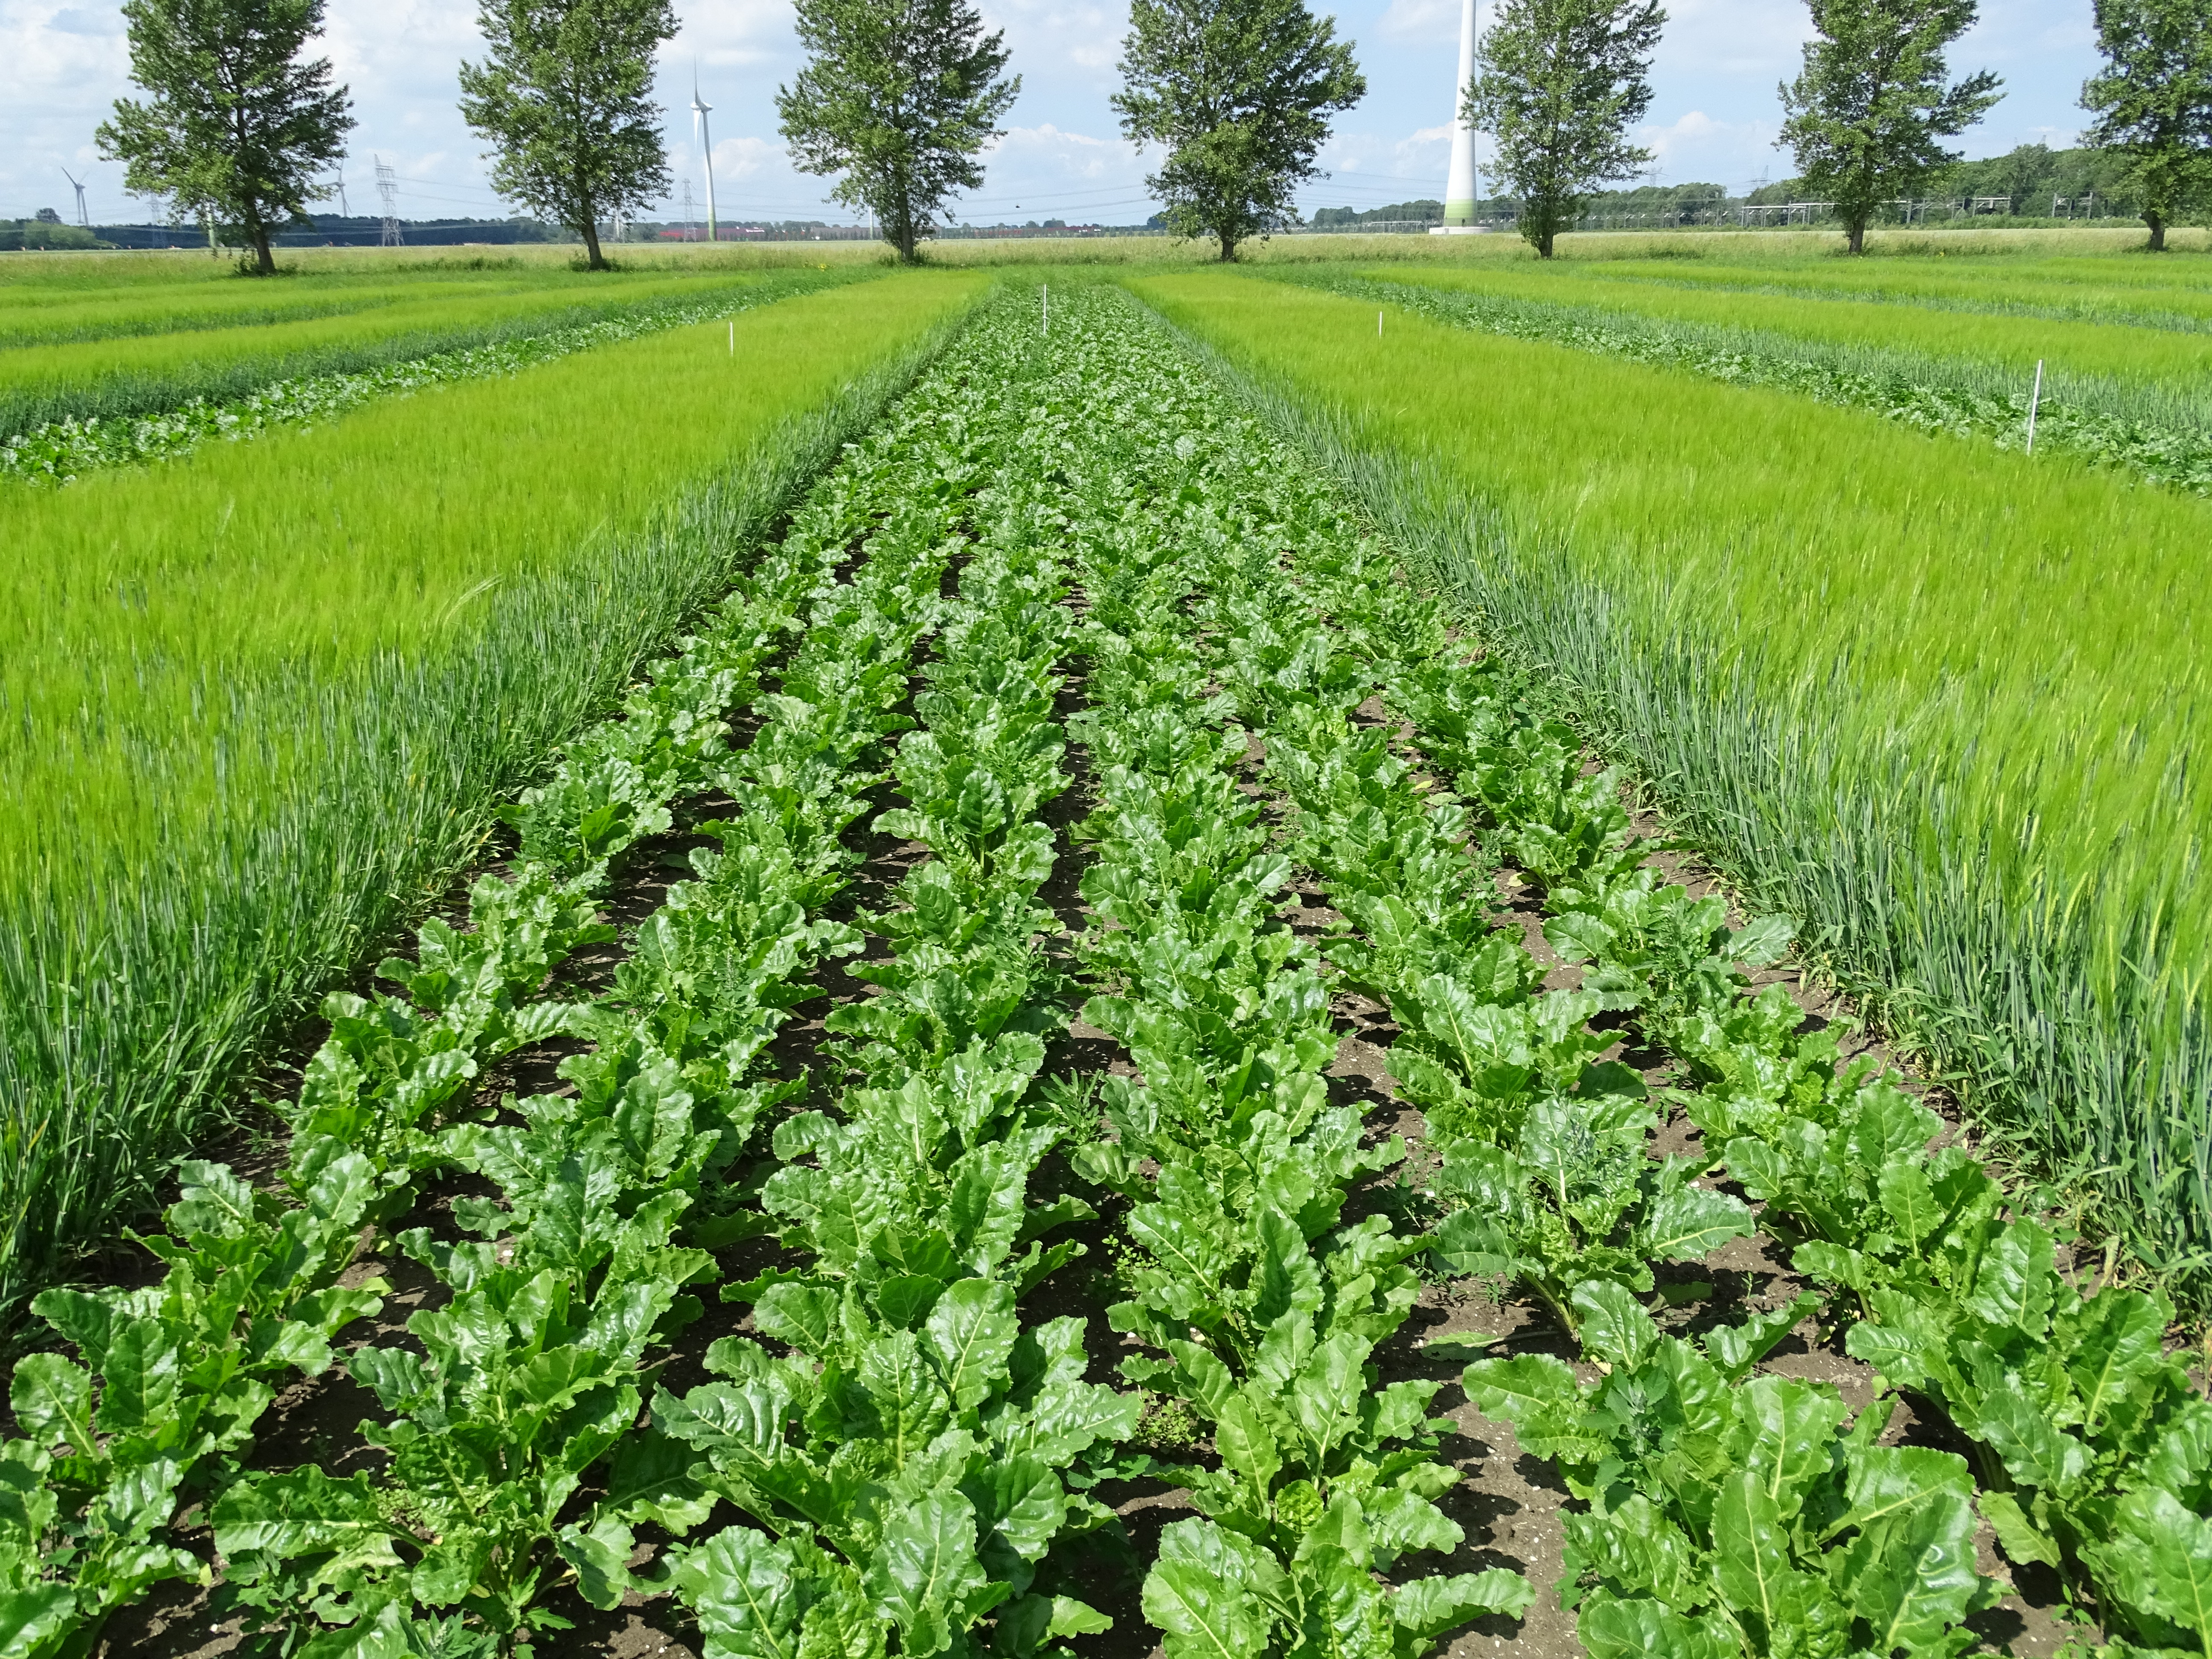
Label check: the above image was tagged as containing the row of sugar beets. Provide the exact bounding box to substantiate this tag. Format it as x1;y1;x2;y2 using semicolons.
0;296;1025;1657
1294;508;2212;1656
1125;299;2212;1652
1036;282;2209;1659
643;297;1140;1659
1048;290;1541;1659
206;359;970;1653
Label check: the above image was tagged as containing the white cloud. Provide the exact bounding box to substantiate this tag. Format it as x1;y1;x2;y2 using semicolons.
1633;109;1781;188
707;134;785;183
1651;0;1813;80
1377;0;1455;46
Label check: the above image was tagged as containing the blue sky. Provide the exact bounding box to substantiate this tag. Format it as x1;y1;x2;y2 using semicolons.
2;0;2098;228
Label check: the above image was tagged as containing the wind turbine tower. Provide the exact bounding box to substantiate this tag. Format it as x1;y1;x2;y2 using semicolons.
1436;0;1483;233
692;74;719;245
62;168;89;228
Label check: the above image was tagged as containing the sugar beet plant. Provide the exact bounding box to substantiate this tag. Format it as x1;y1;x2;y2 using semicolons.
9;280;2212;1659
1028;285;2211;1656
0;301;1068;1656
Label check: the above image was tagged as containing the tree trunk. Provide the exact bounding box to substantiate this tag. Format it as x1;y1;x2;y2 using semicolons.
580;220;607;270
1218;230;1237;262
1536;225;1555;259
2148;212;2167;252
1846;216;1866;256
248;209;274;276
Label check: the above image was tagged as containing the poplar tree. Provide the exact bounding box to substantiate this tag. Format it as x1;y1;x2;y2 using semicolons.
459;0;676;271
1776;0;2001;255
96;0;354;276
2082;0;2212;251
1466;0;1666;259
1113;0;1366;262
777;0;1019;263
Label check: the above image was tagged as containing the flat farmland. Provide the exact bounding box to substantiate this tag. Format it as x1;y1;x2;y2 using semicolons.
1;239;2206;1659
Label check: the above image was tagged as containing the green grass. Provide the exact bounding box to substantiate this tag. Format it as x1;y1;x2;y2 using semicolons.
1522;250;2212;332
0;271;601;347
1282;267;2212;486
0;268;988;1312
1357;261;2212;398
0;268;844;436
1128;268;2212;1296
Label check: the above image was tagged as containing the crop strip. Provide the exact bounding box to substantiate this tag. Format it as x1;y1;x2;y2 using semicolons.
1;274;844;485
0;273;983;1320
0;302;1024;1649
1273;270;2212;496
1137;269;2212;1332
1056;282;2211;1655
11;281;2211;1659
1055;335;1542;1652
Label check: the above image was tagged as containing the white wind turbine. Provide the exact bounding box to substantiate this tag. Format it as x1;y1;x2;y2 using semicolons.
691;70;719;246
1436;0;1483;233
61;167;90;228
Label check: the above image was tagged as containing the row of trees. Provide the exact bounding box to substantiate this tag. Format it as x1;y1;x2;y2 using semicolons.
1473;0;2212;257
86;0;2212;271
89;0;1364;270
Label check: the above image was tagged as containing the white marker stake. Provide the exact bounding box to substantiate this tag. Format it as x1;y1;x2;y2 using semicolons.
1043;283;1049;337
728;320;734;357
1378;309;1384;338
2025;358;2044;455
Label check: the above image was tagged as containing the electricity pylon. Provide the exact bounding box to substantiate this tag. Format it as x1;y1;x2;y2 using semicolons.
375;156;403;247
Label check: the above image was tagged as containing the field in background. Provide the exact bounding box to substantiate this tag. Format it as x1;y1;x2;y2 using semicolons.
5;220;2203;286
1129;266;2212;1294
0;267;986;1307
1352;259;2212;390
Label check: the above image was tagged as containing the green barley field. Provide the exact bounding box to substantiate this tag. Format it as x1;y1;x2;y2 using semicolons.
3;230;2209;1659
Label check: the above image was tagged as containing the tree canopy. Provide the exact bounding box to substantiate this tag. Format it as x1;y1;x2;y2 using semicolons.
777;0;1019;263
96;0;354;276
458;0;676;271
1113;0;1366;262
1776;0;2001;254
2083;0;2212;250
1466;0;1666;259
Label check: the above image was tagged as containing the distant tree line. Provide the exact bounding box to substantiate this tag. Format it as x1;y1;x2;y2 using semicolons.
1;218;113;251
69;0;2212;271
1310;199;1446;224
1465;0;2210;257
